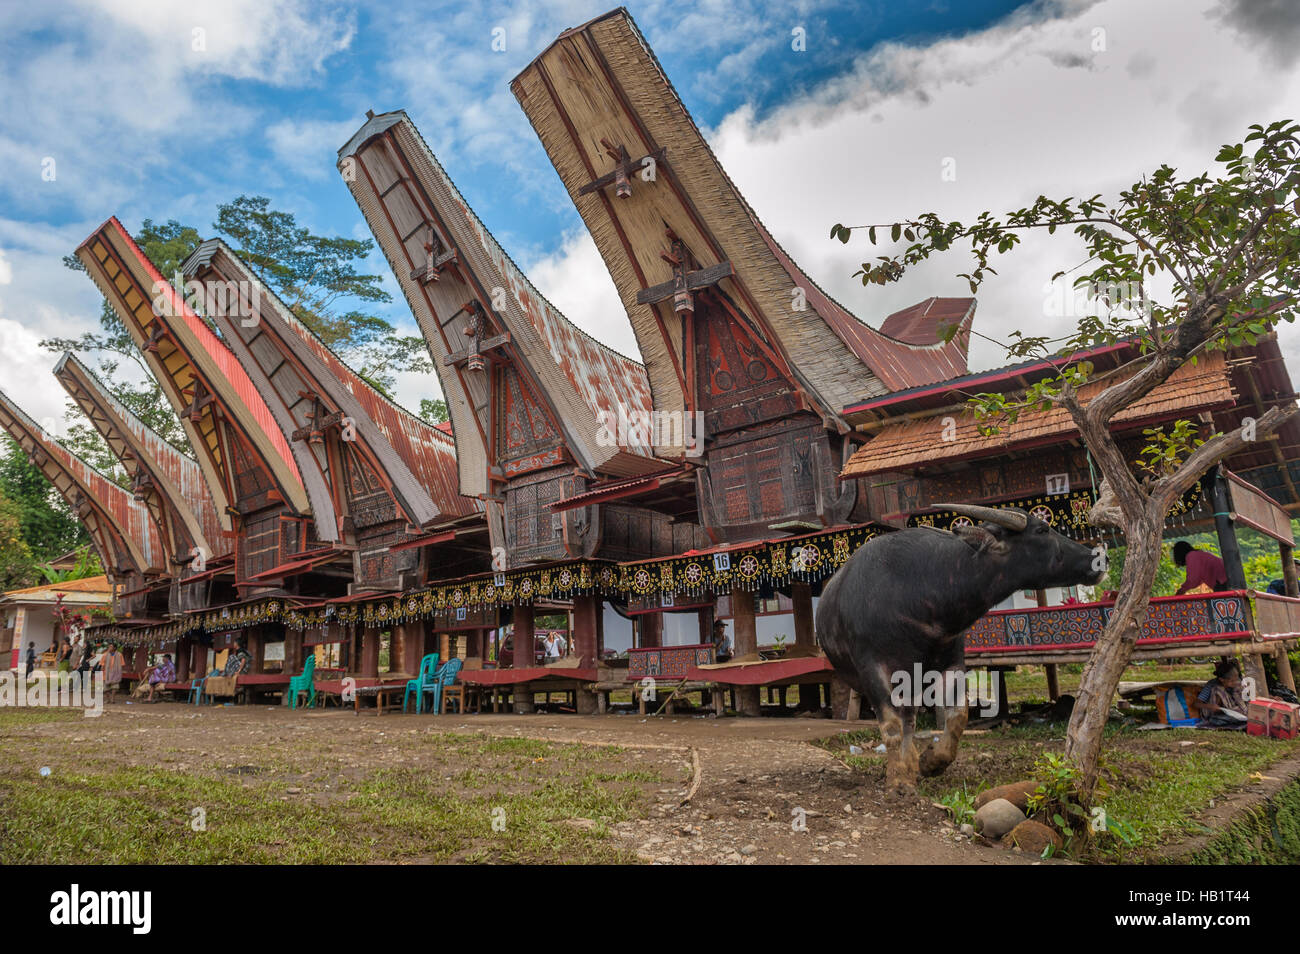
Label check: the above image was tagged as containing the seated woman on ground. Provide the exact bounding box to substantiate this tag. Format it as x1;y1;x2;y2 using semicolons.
1196;660;1248;729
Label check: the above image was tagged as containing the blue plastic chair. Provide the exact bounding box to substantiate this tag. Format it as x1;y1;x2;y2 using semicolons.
402;653;441;714
426;658;463;715
188;673;209;705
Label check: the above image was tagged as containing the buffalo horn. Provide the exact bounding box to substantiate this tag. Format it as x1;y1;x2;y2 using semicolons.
935;503;1028;532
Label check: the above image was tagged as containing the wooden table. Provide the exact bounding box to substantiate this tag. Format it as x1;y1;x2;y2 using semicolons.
351;681;408;715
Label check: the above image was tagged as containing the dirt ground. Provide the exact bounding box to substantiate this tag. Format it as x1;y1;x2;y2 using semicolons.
5;700;1055;865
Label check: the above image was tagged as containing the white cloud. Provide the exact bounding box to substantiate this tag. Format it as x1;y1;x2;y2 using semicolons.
266;118;361;181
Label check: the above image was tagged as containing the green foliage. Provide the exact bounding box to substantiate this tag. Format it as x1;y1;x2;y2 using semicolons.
1188;779;1300;864
938;785;978;827
215;196;431;394
37;547;103;584
0;486;35;591
420;398;449;424
0;438;86;567
1136;420;1206;478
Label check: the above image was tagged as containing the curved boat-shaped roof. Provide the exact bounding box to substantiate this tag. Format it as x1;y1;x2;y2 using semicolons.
182;237;481;527
511;8;975;427
339;109;661;496
54;352;228;562
0;387;162;576
76;218;312;534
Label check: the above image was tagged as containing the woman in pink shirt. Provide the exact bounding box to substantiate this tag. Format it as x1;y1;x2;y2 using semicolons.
1172;542;1228;594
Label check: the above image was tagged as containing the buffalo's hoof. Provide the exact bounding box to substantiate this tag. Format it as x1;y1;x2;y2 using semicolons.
918;745;951;778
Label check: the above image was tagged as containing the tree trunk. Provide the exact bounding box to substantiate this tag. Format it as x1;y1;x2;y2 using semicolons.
1063;506;1164;795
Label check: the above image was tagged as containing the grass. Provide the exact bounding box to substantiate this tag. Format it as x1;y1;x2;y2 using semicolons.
0;721;663;864
1186;779;1300;864
817;717;1299;862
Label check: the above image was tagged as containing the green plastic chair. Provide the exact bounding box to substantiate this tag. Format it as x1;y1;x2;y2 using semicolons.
403;653;441;714
288;653;317;709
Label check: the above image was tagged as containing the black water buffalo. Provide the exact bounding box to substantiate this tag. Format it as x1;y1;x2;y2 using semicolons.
816;504;1105;791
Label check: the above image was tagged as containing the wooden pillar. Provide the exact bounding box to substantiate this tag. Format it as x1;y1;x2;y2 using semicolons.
1034;589;1060;701
176;636;190;681
284;628;303;676
792;583;820;710
1210;469;1270;693
1282;542;1299;597
696;605;714;646
730;585;760;716
439;631;451;663
191;638;207;679
247;629;264;673
360;628;379;678
397;621;423;675
572;595;600;714
640;612;662;649
513;604;535;714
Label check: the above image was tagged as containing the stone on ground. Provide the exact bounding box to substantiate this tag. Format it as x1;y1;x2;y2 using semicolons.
974;798;1026;840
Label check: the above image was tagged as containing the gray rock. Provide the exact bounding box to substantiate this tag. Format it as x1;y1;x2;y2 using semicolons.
974;798;1026;840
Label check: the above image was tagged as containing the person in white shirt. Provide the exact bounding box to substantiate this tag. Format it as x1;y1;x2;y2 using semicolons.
543;632;563;662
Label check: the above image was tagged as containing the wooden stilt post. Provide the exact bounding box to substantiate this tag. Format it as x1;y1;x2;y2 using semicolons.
572;595;600;714
1035;590;1060;701
283;629;303;704
513;604;535;714
1211;468;1270;695
176;636;190;681
1276;544;1299;694
360;629;379;678
792;582;820;710
730;584;760;716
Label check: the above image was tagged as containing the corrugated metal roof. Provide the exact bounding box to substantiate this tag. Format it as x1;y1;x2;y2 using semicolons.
0;389;162;573
54;353;229;559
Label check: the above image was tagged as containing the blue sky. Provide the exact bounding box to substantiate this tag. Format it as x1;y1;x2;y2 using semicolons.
2;0;1298;428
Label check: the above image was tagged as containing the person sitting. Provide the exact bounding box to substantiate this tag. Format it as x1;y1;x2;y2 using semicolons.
1196;660;1248;729
1173;542;1228;595
712;619;731;661
140;654;176;703
222;638;252;676
1266;560;1300;595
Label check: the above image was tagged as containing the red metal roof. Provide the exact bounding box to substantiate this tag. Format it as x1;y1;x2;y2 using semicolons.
54;353;229;559
0;389;162;573
759;234;975;392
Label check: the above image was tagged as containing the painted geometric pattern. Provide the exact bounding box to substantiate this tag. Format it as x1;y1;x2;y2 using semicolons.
627;645;716;681
964;593;1251;652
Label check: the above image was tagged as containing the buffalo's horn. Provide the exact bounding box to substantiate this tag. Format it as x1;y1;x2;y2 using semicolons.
935;503;1028;532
